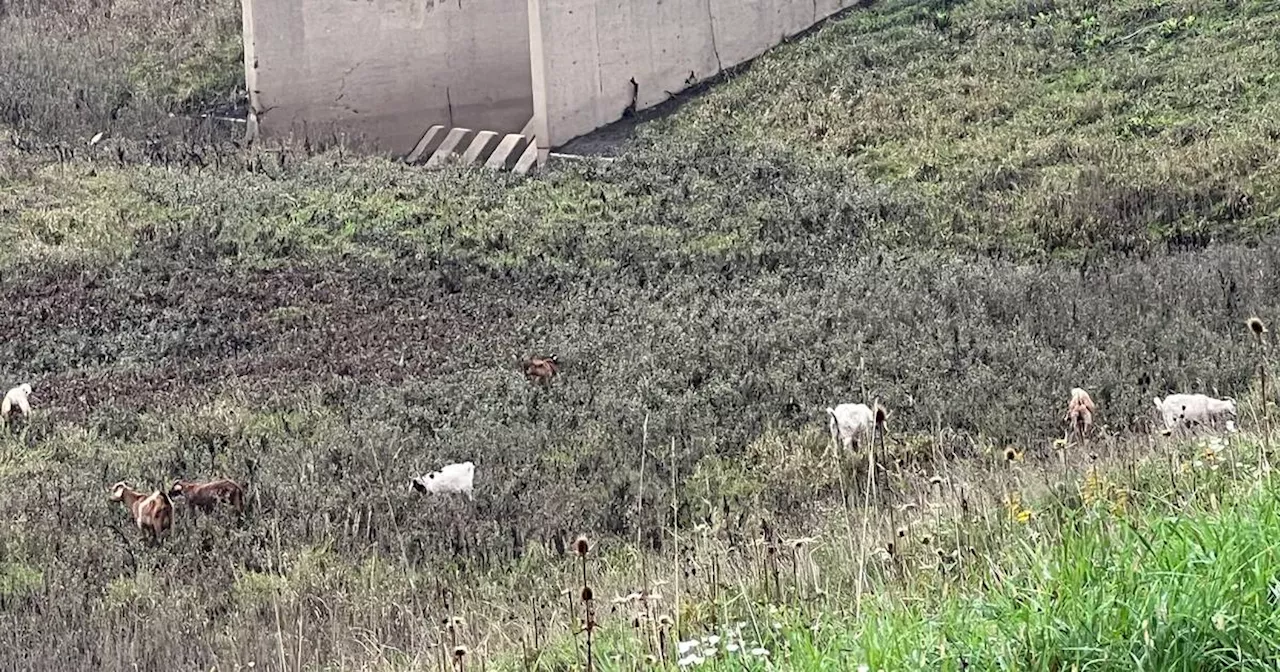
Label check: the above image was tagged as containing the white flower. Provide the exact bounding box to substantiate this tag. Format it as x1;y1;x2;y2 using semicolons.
858;666;870;672
750;647;770;657
726;643;741;653
701;648;717;658
1226;420;1237;433
704;635;720;645
677;640;699;655
677;654;704;667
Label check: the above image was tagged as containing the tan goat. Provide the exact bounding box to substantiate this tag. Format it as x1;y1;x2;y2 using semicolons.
522;355;559;387
109;481;173;544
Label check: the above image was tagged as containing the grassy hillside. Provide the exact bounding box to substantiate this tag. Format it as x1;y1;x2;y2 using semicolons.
0;0;245;142
2;0;1280;669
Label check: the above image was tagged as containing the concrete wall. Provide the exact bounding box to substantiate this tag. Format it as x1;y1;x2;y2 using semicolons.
242;0;534;156
528;0;860;150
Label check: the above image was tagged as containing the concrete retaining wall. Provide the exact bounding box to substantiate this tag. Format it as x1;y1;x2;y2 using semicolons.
242;0;533;156
242;0;857;157
528;0;860;150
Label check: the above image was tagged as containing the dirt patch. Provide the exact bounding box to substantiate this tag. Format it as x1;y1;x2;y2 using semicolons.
0;260;527;417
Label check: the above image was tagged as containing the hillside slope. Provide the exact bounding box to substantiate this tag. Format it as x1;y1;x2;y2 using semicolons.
1;0;1280;668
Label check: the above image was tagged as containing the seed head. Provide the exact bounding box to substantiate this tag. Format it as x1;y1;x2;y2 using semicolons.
896;526;907;538
658;615;673;627
452;646;468;659
1003;447;1017;462
1248;317;1268;342
920;533;933;546
574;535;590;556
581;586;594;602
929;474;944;486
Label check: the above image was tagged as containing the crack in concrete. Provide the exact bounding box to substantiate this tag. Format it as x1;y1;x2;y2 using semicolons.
446;86;454;127
705;0;723;73
592;7;604;96
334;61;364;105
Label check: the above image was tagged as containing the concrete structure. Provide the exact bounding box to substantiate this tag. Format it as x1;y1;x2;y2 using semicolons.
242;0;862;164
241;0;533;156
526;0;863;159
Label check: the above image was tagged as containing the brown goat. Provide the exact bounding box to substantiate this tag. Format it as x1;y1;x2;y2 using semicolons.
168;478;246;515
1065;387;1096;440
110;481;173;544
522;354;559;387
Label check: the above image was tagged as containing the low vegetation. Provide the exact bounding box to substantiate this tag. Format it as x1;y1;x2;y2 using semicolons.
1;0;1280;669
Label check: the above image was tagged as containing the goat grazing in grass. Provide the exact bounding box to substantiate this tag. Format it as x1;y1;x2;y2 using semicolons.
522;355;559;387
1;383;32;424
1154;393;1237;434
1065;387;1096;441
826;401;889;453
168;478;246;515
109;481;173;545
412;461;475;501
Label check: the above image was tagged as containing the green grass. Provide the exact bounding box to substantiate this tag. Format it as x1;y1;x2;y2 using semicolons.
0;0;245;141
509;440;1280;671
777;484;1280;670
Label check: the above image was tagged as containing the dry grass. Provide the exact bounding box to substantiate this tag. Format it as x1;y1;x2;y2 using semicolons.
3;0;1280;669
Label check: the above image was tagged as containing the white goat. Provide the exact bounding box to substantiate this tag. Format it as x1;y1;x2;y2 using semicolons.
1;383;32;423
411;461;475;501
1153;393;1237;433
1065;387;1096;440
826;402;888;452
